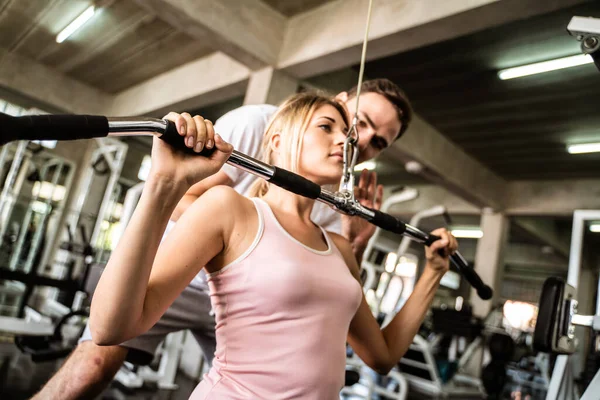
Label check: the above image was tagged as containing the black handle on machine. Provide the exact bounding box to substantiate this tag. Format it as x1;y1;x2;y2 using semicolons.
368;208;492;300
0;113;108;145
159;120;216;157
426;234;493;300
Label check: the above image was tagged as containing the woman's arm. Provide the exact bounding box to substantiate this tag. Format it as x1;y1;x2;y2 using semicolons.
170;171;233;222
331;229;456;374
90;113;233;346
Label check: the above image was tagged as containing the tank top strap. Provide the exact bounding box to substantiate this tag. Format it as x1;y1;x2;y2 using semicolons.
251;198;333;256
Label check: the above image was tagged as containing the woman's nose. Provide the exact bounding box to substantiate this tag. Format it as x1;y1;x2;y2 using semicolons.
334;129;348;144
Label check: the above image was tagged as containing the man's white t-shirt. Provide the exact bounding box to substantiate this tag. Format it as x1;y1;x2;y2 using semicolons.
184;104;341;290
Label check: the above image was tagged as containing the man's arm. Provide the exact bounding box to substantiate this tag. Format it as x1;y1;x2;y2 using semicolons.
170;170;233;222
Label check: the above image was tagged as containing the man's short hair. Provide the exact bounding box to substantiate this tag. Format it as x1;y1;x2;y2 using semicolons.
346;78;413;139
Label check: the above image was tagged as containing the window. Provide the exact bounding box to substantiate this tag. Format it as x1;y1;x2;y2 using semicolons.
137;155;152;181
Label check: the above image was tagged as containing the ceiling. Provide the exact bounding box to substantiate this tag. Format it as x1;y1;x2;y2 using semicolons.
4;0;600;183
0;0;338;94
262;0;337;17
0;0;213;93
361;1;600;181
3;0;600;186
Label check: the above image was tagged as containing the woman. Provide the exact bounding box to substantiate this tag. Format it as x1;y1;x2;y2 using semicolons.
90;93;457;399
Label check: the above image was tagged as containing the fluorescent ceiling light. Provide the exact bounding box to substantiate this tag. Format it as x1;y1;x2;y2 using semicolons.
354;160;376;171
32;140;57;149
451;227;483;239
567;142;600;154
498;54;593;80
590;223;600;233
56;6;96;43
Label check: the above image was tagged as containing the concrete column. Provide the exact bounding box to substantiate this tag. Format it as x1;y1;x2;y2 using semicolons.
470;209;509;317
243;67;298;106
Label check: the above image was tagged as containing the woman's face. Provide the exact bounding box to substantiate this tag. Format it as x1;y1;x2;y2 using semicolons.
298;104;348;185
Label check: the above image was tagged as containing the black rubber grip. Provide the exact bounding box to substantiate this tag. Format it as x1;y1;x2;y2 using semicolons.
0;112;109;145
427;234;493;300
158;119;216;157
370;209;406;235
269;167;321;199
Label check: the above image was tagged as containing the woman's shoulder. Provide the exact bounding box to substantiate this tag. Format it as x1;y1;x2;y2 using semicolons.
183;185;255;224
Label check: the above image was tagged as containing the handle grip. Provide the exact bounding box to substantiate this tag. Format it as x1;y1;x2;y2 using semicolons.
269;167;322;199
0;113;109;145
158;119;216;157
427;234;493;300
370;209;407;235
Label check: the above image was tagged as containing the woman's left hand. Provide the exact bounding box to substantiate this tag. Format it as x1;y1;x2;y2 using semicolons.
149;112;233;189
424;228;458;274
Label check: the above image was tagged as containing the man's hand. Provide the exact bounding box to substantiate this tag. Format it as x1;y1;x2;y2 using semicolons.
341;169;383;260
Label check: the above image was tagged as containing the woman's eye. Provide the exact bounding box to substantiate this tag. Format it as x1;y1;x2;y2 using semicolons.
319;124;331;132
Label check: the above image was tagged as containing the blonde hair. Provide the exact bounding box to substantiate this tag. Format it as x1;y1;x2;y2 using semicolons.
247;92;348;198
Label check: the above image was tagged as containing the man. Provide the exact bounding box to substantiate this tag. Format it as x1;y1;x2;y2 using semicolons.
33;78;412;399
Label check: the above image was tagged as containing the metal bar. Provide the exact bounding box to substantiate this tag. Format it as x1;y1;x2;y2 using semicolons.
0;144;11;180
0;141;29;231
0;315;54;336
108;117;167;135
567;210;600;287
38;158;76;273
397;206;446;255
581;365;600;400
226;150;274;182
91;139;128;245
23;159;64;274
548;209;600;400
546;355;568;400
597;270;600;318
362;188;419;267
571;314;594;327
0;150;31;246
374;206;446;315
567;211;585;287
105;118;442;245
0;116;486;297
112;119;485;293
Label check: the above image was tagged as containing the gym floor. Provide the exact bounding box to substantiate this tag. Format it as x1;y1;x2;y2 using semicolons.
0;342;198;400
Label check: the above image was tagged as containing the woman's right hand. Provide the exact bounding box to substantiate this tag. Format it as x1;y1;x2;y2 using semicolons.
148;112;233;190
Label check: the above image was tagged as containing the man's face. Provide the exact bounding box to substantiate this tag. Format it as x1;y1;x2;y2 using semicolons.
338;92;402;163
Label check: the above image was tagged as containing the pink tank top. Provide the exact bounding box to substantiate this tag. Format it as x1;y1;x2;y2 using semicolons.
190;198;363;399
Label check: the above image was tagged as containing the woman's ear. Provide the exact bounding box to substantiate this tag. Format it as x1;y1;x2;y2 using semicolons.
269;131;282;155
